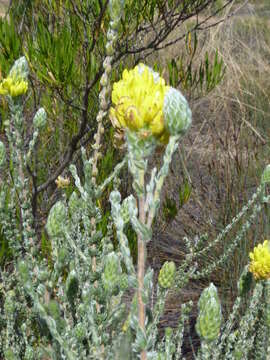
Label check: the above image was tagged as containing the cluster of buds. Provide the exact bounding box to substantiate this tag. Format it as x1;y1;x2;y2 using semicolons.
105;0;124;57
158;261;176;289
99;0;125;110
92;0;125;177
33;108;47;130
109;63;192;145
249;240;270;280
0;57;28;97
195;283;222;342
46;200;67;238
102;252;129;294
102;252;121;292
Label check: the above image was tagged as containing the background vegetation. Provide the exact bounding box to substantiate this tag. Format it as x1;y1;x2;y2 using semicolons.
152;1;270;351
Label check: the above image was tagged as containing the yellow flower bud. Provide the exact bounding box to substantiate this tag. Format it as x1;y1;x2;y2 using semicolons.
149;112;164;136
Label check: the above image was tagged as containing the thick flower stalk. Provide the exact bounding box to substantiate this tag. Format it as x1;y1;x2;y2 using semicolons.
249;240;270;280
110;63;192;360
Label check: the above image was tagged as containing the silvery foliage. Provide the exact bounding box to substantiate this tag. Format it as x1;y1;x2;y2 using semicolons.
1;4;270;360
9;56;29;80
1;92;270;360
164;87;192;136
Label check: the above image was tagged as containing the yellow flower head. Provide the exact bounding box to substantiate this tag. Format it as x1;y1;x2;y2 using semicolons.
110;64;170;142
55;176;70;188
0;75;28;97
249;240;270;280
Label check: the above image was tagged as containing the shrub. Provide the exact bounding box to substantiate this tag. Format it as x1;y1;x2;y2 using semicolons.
1;1;270;360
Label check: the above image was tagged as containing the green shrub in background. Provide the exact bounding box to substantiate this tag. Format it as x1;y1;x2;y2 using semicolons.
0;0;229;211
0;0;231;271
1;1;270;359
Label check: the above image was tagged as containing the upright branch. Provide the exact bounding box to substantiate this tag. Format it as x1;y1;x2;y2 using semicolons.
89;1;124;317
137;178;146;355
109;63;192;359
0;57;43;255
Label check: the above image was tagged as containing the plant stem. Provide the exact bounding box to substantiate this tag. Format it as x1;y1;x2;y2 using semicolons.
138;187;147;360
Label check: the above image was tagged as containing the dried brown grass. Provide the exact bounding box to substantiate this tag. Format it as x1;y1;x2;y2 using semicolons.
150;2;270;356
0;0;8;17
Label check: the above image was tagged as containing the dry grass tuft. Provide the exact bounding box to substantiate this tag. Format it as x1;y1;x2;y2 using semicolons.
0;0;8;17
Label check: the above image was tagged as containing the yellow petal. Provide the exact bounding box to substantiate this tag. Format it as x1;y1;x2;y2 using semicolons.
149;113;164;135
125;106;144;130
2;77;13;90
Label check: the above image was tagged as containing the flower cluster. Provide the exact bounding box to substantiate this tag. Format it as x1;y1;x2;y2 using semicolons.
55;175;70;188
158;261;176;288
110;63;170;143
110;63;192;145
196;283;222;342
0;75;28;97
249;240;270;280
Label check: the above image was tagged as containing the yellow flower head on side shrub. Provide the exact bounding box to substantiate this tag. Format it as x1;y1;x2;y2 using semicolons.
110;63;170;142
0;75;28;97
249;240;270;280
55;175;70;188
